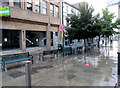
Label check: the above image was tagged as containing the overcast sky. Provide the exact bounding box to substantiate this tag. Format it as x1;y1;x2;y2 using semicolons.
65;0;119;19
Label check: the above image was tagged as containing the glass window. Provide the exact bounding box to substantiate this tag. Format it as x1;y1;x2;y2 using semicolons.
50;4;54;17
35;0;40;13
2;29;21;51
1;0;9;6
35;5;40;13
51;32;53;46
13;0;21;8
26;31;46;47
42;0;47;14
27;0;32;11
55;6;59;18
35;0;39;5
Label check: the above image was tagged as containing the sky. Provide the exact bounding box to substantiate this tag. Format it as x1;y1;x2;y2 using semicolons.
65;0;119;20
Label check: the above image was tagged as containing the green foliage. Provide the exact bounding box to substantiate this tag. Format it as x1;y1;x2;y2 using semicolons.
66;4;96;40
100;8;116;37
66;4;118;40
116;19;120;26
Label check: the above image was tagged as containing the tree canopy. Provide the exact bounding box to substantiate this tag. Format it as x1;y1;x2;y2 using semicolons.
66;4;95;40
66;4;118;40
100;8;116;37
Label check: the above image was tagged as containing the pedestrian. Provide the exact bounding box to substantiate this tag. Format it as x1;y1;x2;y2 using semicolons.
110;38;113;44
102;40;104;45
105;38;107;46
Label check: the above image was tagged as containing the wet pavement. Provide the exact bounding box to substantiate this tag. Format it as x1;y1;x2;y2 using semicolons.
1;41;118;86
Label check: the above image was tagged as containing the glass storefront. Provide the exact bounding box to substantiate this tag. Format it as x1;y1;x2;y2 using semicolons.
2;29;21;51
26;31;46;48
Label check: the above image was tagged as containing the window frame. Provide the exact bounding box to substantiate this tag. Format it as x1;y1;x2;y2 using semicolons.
26;0;33;11
2;29;21;51
55;6;59;18
13;0;21;8
42;0;47;15
1;0;9;6
34;0;40;13
50;4;54;17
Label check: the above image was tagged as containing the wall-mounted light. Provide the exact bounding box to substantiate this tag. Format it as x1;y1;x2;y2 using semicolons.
4;38;7;42
36;39;39;42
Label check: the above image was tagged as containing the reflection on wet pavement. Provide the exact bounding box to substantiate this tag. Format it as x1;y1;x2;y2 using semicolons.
2;41;118;86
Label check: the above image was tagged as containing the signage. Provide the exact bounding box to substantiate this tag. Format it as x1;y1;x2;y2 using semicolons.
0;6;10;16
60;24;65;31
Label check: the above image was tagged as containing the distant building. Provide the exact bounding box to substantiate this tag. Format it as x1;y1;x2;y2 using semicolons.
0;0;61;55
62;2;87;46
63;2;80;27
118;4;120;52
118;5;120;18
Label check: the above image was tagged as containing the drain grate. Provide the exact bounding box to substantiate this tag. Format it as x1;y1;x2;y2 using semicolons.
44;65;54;69
7;70;25;78
32;65;54;70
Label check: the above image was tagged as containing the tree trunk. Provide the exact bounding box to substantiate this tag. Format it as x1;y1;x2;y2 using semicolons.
83;39;86;63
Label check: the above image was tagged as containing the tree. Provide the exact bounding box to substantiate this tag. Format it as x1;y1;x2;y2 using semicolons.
100;8;116;37
66;4;96;40
116;19;120;28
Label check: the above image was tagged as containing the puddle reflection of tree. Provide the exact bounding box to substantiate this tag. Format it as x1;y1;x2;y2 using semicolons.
82;46;100;65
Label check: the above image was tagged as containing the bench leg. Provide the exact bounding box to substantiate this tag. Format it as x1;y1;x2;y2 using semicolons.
54;54;57;59
42;57;44;61
39;55;44;61
57;53;58;57
31;59;34;64
39;55;41;60
1;63;6;72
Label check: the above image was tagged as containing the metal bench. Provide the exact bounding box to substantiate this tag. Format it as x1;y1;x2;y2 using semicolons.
39;50;58;61
1;52;33;71
50;50;58;57
64;47;72;55
77;46;83;54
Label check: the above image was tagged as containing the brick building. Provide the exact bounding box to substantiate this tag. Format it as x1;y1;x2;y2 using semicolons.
0;0;61;55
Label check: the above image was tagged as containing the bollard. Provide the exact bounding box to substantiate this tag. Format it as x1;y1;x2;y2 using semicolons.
118;52;120;86
118;52;120;75
74;47;78;55
25;61;31;88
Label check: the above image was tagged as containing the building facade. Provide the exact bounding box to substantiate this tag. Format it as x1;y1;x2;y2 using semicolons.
63;2;80;46
0;0;61;55
118;4;120;52
63;2;80;27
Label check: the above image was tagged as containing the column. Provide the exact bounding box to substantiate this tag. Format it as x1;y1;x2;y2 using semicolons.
21;30;26;52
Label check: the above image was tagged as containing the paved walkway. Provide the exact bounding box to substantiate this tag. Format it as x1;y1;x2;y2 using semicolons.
1;41;118;87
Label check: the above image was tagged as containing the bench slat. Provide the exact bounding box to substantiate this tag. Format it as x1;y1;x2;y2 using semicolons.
5;57;32;64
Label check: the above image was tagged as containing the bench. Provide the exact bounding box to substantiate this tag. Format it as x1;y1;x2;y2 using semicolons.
64;47;72;55
77;46;83;54
39;50;58;61
1;52;33;71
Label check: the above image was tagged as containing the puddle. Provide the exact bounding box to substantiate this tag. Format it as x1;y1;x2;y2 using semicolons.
7;69;39;78
59;70;76;74
59;74;76;80
32;65;54;70
31;69;39;75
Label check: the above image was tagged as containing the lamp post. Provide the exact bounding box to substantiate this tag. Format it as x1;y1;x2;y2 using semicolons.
50;0;64;56
62;0;64;57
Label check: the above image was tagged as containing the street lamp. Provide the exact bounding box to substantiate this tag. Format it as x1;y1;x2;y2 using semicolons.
50;0;64;56
62;0;65;57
